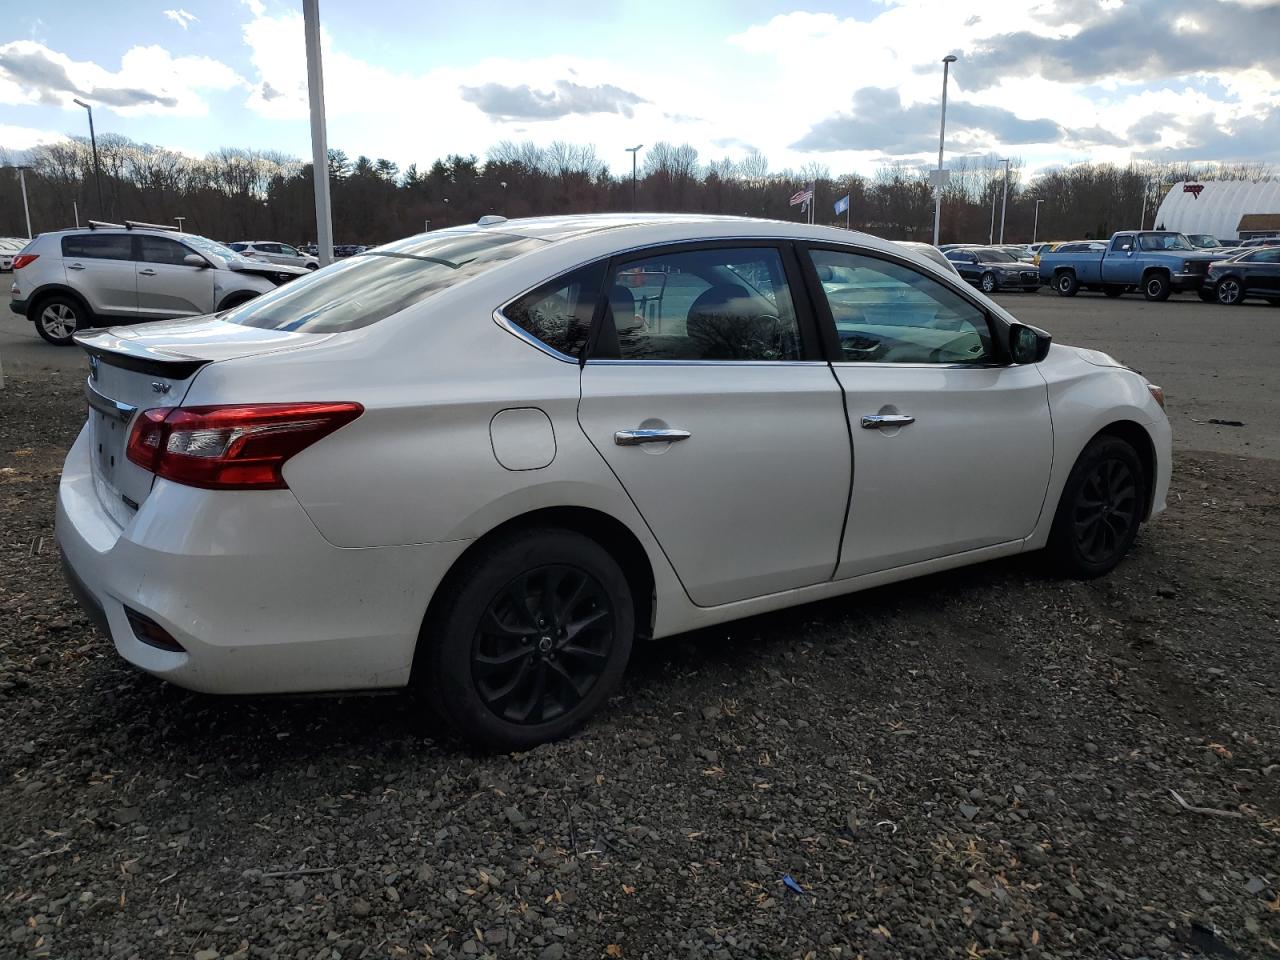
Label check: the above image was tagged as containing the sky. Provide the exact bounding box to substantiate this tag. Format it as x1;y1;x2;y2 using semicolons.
1;0;1278;178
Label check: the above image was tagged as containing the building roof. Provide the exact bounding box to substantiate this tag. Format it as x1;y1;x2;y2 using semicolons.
1153;180;1280;240
1237;213;1280;233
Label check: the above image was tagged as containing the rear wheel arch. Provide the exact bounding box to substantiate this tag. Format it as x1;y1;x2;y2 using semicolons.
411;506;656;683
216;290;259;311
28;284;93;322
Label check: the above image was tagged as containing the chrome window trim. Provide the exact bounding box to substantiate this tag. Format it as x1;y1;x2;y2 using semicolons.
492;307;580;364
831;361;1008;370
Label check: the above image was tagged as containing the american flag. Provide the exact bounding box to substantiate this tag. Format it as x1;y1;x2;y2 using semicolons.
789;184;814;207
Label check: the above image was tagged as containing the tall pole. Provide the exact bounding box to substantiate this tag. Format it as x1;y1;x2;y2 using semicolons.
1139;180;1148;230
303;0;334;266
933;54;957;246
16;166;32;238
1032;199;1043;244
625;145;642;211
998;158;1010;244
73;200;79;228
73;99;103;216
989;190;996;245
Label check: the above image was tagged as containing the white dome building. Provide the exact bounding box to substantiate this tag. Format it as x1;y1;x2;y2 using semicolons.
1153;181;1280;241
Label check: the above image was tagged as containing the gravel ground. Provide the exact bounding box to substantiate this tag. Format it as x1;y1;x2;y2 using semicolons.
2;368;1279;960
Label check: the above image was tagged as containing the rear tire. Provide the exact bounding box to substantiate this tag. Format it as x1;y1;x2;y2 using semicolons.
1142;273;1171;302
1054;272;1079;297
419;528;635;750
32;295;87;346
1047;436;1146;579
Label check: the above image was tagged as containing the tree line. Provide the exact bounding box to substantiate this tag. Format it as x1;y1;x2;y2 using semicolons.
1;134;1273;246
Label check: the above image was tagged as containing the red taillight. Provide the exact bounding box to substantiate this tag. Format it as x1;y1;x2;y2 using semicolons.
12;254;38;269
126;402;363;490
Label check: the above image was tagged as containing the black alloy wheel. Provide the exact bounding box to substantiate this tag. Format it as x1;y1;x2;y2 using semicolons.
1071;458;1139;566
473;565;614;725
980;272;997;294
1048;435;1146;578
419;527;634;749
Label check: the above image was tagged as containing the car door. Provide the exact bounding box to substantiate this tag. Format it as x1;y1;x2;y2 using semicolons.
576;242;851;607
802;245;1053;579
1244;248;1280;295
135;234;217;318
947;251;978;284
275;243;306;267
1104;233;1142;286
59;233;137;315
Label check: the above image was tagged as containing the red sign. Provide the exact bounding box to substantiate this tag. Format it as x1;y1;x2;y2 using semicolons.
1184;183;1204;198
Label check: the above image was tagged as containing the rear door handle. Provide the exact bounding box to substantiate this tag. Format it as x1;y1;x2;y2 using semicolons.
67;263;85;271
138;268;157;276
614;428;691;446
861;414;915;429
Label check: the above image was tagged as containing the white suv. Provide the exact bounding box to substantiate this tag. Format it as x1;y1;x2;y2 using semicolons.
9;222;309;345
228;240;320;270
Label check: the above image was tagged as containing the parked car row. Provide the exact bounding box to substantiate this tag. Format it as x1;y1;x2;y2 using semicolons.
9;222;310;345
0;236;28;271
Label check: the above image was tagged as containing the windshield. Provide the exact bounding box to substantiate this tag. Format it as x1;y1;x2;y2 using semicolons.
222;230;545;333
976;249;1016;262
1138;232;1194;252
182;234;250;262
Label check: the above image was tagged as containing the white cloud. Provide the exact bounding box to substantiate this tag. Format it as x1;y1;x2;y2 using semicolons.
163;9;199;30
0;40;244;117
0;123;69;151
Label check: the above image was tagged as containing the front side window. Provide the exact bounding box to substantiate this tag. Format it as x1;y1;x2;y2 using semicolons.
61;234;132;261
223;230;544;333
597;246;802;361
138;235;196;266
280;244;300;256
503;262;606;359
809;248;992;365
1245;248;1280;263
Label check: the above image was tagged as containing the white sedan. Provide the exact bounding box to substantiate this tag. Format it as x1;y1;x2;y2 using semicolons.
57;214;1171;748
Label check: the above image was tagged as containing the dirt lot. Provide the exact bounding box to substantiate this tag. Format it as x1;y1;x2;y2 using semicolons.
1;293;1279;959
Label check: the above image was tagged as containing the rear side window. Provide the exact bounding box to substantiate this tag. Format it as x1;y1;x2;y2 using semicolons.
503;263;606;359
223;231;544;333
62;234;133;260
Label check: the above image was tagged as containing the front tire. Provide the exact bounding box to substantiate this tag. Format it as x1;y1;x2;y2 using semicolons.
1047;436;1146;579
32;295;87;346
1143;273;1171;302
1054;272;1079;297
1215;277;1243;305
980;272;997;294
420;528;635;749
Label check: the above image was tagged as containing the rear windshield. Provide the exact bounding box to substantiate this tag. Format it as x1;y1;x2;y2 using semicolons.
221;231;545;333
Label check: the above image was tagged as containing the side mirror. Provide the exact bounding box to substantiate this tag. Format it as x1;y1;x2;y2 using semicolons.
1009;323;1051;364
183;253;209;269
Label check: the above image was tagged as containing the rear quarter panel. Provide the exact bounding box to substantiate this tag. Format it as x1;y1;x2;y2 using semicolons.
1040;250;1104;284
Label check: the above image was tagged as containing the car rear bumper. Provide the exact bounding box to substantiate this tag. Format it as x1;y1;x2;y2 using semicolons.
56;425;470;695
10;296;28;316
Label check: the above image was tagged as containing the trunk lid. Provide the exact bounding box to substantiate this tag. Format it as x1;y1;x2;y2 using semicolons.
76;318;338;525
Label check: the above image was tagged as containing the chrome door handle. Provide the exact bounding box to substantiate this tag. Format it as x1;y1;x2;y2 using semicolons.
138;268;157;276
614;428;692;446
861;414;915;429
67;263;85;271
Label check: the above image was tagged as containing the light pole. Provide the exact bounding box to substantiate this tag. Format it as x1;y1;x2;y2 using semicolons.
988;189;996;245
73;200;79;228
1032;198;1044;244
72;98;104;217
15;165;32;238
302;0;334;266
625;144;643;211
932;54;957;246
174;216;185;232
998;158;1010;244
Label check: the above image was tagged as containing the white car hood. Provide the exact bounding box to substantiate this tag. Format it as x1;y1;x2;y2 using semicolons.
1066;345;1126;369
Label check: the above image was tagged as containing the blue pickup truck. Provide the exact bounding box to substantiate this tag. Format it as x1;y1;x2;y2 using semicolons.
1038;231;1222;301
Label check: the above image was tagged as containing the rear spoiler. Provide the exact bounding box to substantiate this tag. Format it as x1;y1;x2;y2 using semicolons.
74;329;211;380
